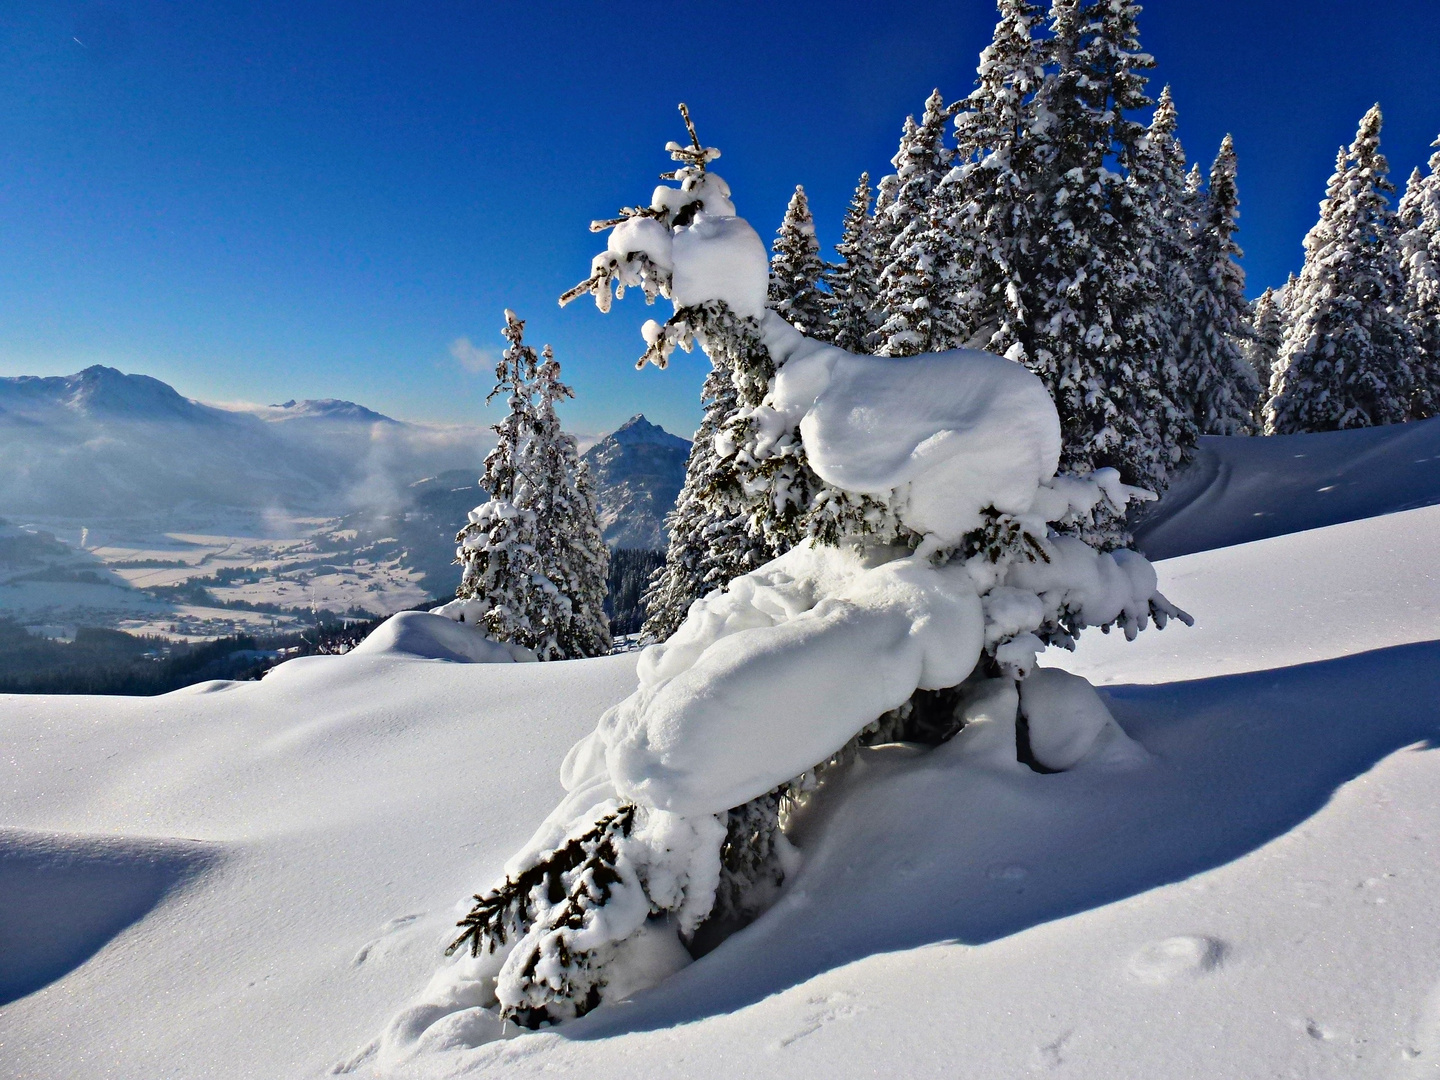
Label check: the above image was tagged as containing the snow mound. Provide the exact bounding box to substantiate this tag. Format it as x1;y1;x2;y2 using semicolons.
351;610;536;664
757;315;1063;544
582;542;984;816
1018;668;1146;771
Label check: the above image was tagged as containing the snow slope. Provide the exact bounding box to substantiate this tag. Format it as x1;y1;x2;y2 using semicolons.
3;475;1440;1078
1133;415;1440;558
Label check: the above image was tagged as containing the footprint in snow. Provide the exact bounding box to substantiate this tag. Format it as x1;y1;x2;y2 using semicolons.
1126;935;1226;985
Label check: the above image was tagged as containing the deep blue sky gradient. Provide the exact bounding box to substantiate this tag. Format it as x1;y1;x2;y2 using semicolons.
3;1;1439;436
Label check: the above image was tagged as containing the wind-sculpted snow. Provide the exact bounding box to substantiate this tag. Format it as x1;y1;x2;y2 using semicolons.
352;610;537;665
588;543;984;816
757;316;1063;544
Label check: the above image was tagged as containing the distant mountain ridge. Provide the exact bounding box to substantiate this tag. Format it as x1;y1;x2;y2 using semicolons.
0;366;484;519
581;414;690;551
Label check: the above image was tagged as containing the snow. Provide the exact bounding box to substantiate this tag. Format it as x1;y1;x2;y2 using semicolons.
592;541;984;816
669;213;769;319
1134;415;1440;559
4;446;1440;1076
759;314;1062;543
1045;501;1440;686
353;610;535;664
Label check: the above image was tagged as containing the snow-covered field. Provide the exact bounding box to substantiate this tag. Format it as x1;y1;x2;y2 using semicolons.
1;513;431;641
2;424;1438;1078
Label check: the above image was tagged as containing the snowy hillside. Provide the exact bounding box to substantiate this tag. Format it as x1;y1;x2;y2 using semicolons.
2;424;1439;1079
0;366;487;519
1134;414;1440;558
580;415;690;550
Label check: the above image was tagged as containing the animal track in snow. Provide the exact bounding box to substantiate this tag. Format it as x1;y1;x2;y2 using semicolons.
1126;935;1226;985
774;991;864;1049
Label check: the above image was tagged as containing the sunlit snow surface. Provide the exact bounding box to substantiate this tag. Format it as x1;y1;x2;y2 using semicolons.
3;436;1440;1078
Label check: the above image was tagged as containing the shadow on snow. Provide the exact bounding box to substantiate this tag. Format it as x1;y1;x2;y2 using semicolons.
0;830;219;1007
566;637;1440;1038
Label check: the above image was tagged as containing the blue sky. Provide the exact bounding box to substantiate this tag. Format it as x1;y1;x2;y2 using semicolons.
3;1;1439;438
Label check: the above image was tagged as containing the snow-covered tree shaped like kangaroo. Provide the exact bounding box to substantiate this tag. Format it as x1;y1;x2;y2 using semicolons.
424;108;1190;1034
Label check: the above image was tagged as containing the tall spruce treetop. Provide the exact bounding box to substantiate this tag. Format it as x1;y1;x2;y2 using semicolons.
946;0;1047;358
1265;105;1421;433
1179;135;1259;435
1022;0;1173;493
1398;137;1440;417
824;172;882;353
768;185;830;338
1244;286;1285;413
455;312;566;657
874;89;962;357
525;345;612;658
1131;83;1198;461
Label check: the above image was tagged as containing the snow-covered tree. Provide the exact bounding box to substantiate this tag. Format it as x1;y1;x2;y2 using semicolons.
526;346;612;658
1015;0;1176;507
1243;287;1285;413
946;0;1048;358
454;313;609;660
438;104;1188;1032
640;350;760;642
874;89;962;357
824;172;882;353
1398;136;1440;417
560;107;811;640
1127;83;1200;461
1265;105;1422;433
768;185;830;338
455;312;567;657
1177;136;1260;435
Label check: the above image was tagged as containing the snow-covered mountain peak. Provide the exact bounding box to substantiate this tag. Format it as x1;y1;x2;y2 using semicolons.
604;414;691;450
582;415;691;550
0;365;215;423
263;398;397;424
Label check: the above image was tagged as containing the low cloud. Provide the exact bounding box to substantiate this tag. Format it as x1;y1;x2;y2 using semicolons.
450;337;497;376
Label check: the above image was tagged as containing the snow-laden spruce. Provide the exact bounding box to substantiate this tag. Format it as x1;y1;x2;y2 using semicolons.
767;185;830;339
452;312;610;660
1265;105;1423;434
415;108;1188;1032
1398;134;1440;417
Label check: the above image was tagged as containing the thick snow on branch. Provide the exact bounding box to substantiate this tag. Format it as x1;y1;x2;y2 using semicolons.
592;542;983;815
757;315;1062;544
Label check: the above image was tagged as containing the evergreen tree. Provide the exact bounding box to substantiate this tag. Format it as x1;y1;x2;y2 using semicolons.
526;346;612;658
1265;105;1421;433
768;185;830;338
641;348;761;642
1178;135;1259;435
1020;0;1175;496
874;89;962;357
946;0;1048;358
1129;83;1198;459
1398;136;1440;417
864;119;911;352
455;312;567;657
824;172;882;352
1243;286;1285;419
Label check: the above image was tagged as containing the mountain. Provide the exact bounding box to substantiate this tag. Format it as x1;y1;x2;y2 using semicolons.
0;366;486;519
262;399;399;424
581;414;690;550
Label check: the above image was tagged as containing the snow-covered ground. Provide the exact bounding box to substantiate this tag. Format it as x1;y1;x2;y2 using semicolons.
2;427;1439;1079
1;513;431;640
